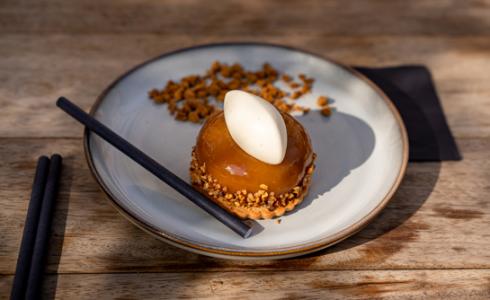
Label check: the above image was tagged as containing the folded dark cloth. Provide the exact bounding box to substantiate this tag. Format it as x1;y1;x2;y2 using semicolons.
354;66;461;161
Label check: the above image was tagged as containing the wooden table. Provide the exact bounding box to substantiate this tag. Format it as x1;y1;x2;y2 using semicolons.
1;1;489;298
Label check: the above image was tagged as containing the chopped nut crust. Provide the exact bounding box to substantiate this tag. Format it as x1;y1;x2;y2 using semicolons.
190;149;316;219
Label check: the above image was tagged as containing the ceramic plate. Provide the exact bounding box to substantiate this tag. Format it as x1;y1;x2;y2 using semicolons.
84;43;408;259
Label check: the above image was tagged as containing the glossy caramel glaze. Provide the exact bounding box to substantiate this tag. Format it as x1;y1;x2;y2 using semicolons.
194;111;314;194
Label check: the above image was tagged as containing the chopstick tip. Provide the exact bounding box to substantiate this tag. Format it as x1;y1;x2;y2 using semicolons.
37;155;50;162
56;96;68;107
50;154;63;162
243;227;253;239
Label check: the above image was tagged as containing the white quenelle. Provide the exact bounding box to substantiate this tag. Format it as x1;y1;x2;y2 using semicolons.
224;90;288;165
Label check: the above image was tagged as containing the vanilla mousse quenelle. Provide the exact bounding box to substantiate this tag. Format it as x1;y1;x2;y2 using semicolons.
190;90;316;219
224;90;287;165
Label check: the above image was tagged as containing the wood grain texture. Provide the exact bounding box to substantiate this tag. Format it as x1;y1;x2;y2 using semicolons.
2;270;490;299
2;0;490;298
1;35;489;138
1;138;489;274
1;0;490;36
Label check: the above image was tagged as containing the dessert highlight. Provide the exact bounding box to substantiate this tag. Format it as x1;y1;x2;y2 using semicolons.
190;90;316;219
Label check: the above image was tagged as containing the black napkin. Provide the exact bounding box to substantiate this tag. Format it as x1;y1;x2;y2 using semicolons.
354;66;461;161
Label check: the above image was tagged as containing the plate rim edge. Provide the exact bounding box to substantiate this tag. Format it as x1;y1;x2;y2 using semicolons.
82;41;409;259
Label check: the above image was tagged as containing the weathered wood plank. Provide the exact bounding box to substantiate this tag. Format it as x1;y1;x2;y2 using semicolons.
1;0;489;36
1;1;489;298
0;35;489;138
2;270;490;299
1;138;489;274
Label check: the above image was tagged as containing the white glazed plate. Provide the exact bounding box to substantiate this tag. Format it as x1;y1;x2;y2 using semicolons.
84;43;408;259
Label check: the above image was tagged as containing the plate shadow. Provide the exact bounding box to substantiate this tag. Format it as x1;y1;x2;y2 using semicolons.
291;111;376;213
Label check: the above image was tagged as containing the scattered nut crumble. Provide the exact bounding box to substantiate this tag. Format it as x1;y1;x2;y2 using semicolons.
317;95;333;116
321;106;332;117
317;96;328;107
148;61;332;123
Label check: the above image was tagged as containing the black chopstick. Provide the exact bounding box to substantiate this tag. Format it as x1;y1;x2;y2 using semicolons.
25;154;62;299
10;156;50;300
56;97;252;238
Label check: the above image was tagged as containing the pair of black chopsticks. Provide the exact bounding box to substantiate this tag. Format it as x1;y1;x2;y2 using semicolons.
11;155;62;300
11;96;249;298
56;97;252;238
